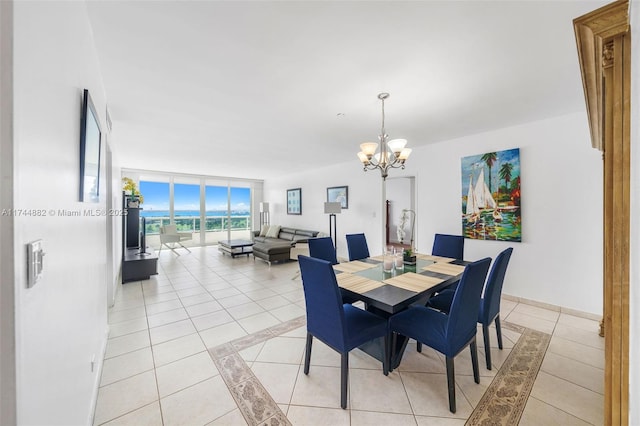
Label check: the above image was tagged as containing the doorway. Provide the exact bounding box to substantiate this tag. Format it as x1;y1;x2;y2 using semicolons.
385;176;416;250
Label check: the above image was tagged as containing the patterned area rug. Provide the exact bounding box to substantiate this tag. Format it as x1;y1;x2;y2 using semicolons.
209;317;305;425
466;322;551;425
208;317;550;426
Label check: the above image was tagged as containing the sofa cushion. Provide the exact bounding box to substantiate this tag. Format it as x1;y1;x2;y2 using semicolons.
265;225;281;238
278;228;297;241
259;225;270;237
293;229;319;242
253;240;292;255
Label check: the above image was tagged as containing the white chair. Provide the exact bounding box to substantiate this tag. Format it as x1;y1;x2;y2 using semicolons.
159;224;192;255
290;242;309;280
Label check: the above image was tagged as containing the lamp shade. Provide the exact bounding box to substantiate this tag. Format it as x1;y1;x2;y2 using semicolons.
260;202;269;213
387;138;407;154
360;142;378;157
398;148;412;161
324;202;342;214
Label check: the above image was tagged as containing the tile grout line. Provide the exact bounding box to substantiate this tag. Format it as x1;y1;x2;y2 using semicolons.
526;395;598;424
141;278;167;426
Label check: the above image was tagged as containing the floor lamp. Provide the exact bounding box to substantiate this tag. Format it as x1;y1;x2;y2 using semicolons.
259;202;270;228
324;202;342;249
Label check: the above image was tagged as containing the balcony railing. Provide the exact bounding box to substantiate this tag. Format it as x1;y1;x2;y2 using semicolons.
142;215;251;235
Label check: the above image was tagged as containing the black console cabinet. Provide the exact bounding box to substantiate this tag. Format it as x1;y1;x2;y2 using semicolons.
123;247;158;283
122;193;158;283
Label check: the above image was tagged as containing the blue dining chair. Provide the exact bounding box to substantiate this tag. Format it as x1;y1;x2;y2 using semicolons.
308;237;359;305
308;237;338;265
426;233;466;308
389;257;491;413
428;247;513;370
298;255;389;409
346;233;370;261
432;233;465;259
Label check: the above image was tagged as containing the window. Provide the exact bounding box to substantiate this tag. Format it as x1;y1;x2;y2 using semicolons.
133;173;261;249
139;180;169;235
174;182;201;234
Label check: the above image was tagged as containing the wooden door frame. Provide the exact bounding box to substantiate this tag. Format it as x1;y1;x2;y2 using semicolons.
574;1;630;424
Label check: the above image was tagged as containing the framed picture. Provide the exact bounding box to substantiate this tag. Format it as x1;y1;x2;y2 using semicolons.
327;186;348;209
287;188;302;215
79;89;102;202
461;148;521;242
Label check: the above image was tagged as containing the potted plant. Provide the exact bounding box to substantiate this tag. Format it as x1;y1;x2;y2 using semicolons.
122;177;144;207
403;247;416;265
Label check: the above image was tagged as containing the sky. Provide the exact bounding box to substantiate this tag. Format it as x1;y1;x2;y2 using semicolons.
139;181;250;212
460;148;521;195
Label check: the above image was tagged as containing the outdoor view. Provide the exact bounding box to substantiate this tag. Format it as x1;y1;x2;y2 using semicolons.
139;180;251;245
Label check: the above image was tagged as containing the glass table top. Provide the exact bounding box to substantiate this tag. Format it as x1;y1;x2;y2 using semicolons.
353;258;436;282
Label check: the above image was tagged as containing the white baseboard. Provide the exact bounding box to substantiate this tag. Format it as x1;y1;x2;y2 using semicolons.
88;325;110;425
502;293;601;321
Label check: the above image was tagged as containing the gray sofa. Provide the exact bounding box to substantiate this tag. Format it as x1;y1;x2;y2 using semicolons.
252;227;318;264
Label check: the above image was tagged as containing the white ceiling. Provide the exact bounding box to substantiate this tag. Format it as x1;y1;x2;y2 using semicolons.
85;0;606;180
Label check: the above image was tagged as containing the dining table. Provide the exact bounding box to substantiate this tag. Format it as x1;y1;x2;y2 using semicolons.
333;253;470;370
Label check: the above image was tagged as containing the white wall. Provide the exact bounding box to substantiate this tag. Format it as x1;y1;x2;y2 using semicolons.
628;1;639;423
265;164;387;261
13;1;110;424
410;112;603;314
0;1;17;423
266;112;603;315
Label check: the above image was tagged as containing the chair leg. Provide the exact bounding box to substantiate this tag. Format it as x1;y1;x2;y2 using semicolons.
383;334;389;376
470;338;480;384
341;352;349;409
445;356;456;413
482;324;492;370
495;315;504;350
416;341;422;353
304;333;313;375
178;242;191;253
167;243;181;256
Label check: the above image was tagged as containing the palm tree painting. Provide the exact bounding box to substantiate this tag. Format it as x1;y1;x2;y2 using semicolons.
461;148;521;242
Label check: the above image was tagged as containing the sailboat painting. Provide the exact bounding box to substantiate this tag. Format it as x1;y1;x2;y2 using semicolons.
461;148;521;242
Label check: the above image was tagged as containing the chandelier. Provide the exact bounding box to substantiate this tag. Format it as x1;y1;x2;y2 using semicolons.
357;93;412;180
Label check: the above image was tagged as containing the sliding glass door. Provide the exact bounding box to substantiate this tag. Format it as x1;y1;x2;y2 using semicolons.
136;174;256;248
138;179;170;249
173;179;200;245
229;186;251;241
205;182;252;244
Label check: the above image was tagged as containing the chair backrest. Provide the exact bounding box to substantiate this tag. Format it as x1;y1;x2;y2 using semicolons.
308;237;338;265
446;257;492;352
432;234;464;259
346;233;370;261
298;255;347;351
480;247;513;324
161;224;177;235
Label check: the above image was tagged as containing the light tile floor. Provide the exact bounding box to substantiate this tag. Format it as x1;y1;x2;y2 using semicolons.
94;247;604;425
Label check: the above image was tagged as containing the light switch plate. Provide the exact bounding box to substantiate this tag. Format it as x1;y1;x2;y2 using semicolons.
27;239;45;288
